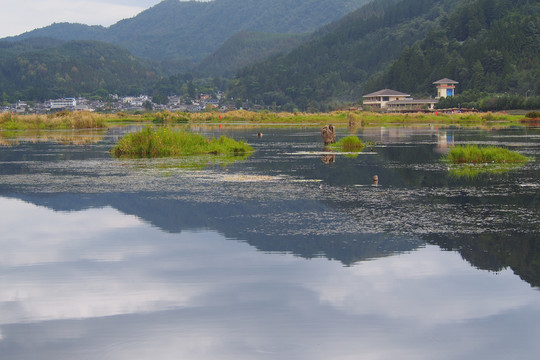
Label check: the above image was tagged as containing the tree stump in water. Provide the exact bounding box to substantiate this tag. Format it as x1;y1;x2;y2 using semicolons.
321;124;336;145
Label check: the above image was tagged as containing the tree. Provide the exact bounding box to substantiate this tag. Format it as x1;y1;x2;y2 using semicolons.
143;100;153;111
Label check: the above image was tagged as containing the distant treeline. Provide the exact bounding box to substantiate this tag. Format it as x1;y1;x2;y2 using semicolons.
436;91;540;111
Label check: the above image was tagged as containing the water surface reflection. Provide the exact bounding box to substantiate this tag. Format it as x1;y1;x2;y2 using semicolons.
0;126;539;359
1;197;539;360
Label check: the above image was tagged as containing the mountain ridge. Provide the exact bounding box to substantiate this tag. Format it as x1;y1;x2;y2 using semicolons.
4;0;372;64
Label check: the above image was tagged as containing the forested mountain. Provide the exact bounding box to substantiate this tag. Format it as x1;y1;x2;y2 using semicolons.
369;0;540;106
0;40;156;102
6;0;371;66
196;32;308;77
227;0;539;111
227;0;458;111
2;0;537;109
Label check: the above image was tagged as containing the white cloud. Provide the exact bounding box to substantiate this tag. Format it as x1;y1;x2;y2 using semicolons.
0;1;161;38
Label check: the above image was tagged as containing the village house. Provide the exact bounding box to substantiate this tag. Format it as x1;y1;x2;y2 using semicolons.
49;98;76;110
362;89;410;109
386;98;439;111
363;78;458;111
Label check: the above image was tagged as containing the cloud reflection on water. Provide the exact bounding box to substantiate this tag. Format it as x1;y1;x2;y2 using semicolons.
1;196;540;359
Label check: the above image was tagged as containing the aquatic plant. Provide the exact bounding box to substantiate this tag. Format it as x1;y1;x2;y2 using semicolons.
444;145;530;178
111;126;253;158
446;145;529;164
328;136;365;152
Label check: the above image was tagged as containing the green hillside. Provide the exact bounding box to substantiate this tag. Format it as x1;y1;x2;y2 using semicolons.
227;0;457;111
227;0;539;111
369;0;540;108
6;0;371;65
197;31;309;77
0;40;156;102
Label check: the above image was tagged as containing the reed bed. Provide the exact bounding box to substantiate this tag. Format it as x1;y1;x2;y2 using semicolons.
0;111;107;130
111;126;253;158
1;109;524;130
446;145;529;164
328;136;365;152
151;110;522;127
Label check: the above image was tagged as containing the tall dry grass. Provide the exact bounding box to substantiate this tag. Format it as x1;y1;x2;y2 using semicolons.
0;111;107;129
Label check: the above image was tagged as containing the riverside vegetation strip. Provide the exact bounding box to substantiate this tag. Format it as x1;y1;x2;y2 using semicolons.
0;110;527;130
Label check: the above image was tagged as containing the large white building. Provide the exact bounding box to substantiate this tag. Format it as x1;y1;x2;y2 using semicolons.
49;98;77;110
363;78;458;111
362;89;410;109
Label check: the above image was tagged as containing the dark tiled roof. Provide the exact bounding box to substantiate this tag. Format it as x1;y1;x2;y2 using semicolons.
433;78;459;84
387;99;438;105
363;89;410;97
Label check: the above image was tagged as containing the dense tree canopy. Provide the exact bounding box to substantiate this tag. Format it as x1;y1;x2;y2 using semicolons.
227;0;539;111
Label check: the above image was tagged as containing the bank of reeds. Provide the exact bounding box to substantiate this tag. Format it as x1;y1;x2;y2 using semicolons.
446;145;529;164
0;111;107;130
111;126;253;158
150;110;522;127
2;109;524;130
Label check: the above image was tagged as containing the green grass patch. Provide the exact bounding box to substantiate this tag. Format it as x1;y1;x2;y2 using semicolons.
328;136;365;152
111;126;253;159
446;145;529;164
444;145;530;178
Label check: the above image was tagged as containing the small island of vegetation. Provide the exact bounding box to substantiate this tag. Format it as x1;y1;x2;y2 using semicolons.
328;136;366;152
444;144;530;178
446;145;529;165
111;126;253;159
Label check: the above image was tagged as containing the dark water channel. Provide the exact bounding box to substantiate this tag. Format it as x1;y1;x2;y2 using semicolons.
0;125;539;359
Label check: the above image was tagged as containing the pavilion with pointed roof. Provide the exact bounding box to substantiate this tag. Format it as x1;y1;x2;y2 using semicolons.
433;78;459;98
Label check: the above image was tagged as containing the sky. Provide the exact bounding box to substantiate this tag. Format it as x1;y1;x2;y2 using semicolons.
0;0;164;38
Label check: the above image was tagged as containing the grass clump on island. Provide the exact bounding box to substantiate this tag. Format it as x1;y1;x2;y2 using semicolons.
111;126;253;158
328;136;366;152
446;145;529;164
444;144;530;178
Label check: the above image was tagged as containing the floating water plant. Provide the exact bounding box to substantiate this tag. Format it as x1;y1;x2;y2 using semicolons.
111;126;253;158
444;144;530;177
328;136;365;152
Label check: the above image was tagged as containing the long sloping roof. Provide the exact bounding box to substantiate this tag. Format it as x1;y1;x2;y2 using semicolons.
363;89;410;97
433;78;459;84
387;99;438;105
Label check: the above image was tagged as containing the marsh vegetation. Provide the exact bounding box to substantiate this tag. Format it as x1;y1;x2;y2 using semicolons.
111;126;253;159
0;110;107;130
444;144;530;178
328;136;365;152
446;145;529;165
0;110;526;130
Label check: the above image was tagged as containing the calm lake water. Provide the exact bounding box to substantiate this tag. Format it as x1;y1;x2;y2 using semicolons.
0;124;539;359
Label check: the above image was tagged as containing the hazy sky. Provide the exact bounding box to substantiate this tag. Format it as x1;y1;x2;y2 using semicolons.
0;0;165;38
